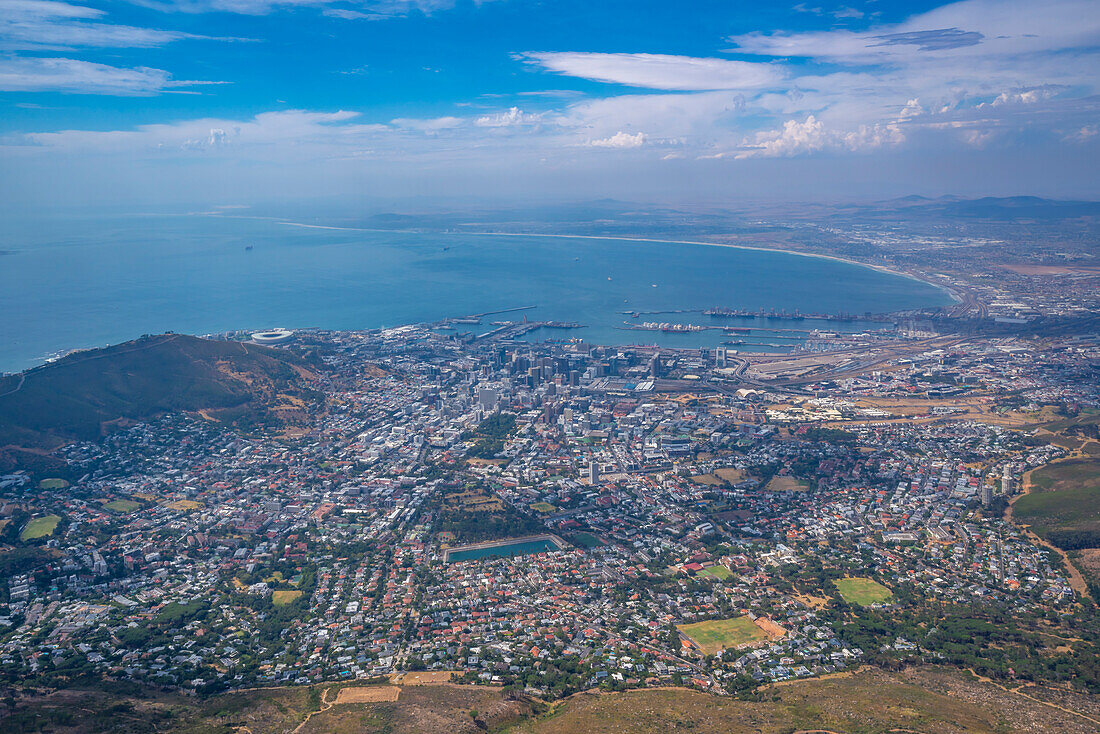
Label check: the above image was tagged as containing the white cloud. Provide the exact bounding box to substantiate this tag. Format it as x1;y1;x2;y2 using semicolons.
521;52;782;91
322;7;372;18
736;115;827;158
18;109;374;151
987;88;1056;106
962;128;996;147
587;130;646;148
734;105;910;159
182;127;231;149
0;56;181;94
132;0;500;17
898;98;923;119
729;0;1100;62
0;0;231;95
0;0;211;51
6;0;1098;176
390;115;463;132
1064;124;1097;143
714;0;1100;160
475;106;537;127
840;121;905;151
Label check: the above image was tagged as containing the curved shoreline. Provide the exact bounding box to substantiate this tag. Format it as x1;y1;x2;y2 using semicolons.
270;218;960;305
467;231;954;298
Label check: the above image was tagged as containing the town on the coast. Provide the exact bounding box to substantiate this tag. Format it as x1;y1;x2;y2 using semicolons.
1;261;1098;705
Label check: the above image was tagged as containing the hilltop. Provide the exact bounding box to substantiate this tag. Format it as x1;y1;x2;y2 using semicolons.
0;334;319;473
5;666;1096;734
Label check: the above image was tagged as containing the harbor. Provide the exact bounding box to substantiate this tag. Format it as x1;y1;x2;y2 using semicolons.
428;302;899;354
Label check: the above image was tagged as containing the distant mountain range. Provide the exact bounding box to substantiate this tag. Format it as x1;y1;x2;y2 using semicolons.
862;195;1100;220
345;195;1100;232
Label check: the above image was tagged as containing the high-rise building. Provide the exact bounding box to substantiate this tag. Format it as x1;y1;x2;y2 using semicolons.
478;388;499;411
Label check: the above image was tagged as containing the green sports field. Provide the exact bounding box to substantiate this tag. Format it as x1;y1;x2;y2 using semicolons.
38;478;69;490
698;565;733;580
678;616;765;655
21;515;60;541
572;532;604;548
834;577;893;606
105;499;141;513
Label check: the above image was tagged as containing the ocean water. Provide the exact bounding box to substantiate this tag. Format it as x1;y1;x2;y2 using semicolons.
0;214;952;374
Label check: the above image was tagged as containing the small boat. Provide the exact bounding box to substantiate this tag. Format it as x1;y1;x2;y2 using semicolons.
245;245;254;251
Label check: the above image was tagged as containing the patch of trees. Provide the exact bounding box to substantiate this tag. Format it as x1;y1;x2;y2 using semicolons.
803;427;858;444
1045;529;1100;551
154;600;209;627
435;509;543;543
832;603;1100;693
463;413;517;459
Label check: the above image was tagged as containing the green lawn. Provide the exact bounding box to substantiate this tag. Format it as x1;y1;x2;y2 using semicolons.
1015;459;1100;551
38;478;69;490
834;577;893;606
21;515;60;541
1027;459;1100;493
678;616;765;655
1016;481;1100;535
530;502;557;513
698;565;733;580
572;532;604;548
272;590;302;606
105;499;141;513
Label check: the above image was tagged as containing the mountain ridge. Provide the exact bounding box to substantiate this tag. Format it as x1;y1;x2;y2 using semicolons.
0;334;319;475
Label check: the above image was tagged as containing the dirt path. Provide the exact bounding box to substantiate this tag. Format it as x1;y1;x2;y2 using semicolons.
966;669;1100;727
291;687;333;734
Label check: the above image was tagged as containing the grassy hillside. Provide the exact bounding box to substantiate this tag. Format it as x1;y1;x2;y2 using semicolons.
1015;459;1100;594
509;668;1099;734
1016;459;1100;547
3;667;1095;734
0;334;318;467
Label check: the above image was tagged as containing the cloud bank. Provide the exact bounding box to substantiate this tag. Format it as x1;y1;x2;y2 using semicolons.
1;0;1098;205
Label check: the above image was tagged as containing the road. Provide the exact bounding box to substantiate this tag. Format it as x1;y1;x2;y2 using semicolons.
0;374;26;398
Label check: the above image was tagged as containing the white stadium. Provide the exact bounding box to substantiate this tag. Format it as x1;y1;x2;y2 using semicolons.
250;328;294;346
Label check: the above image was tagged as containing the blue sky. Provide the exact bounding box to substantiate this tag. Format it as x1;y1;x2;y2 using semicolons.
1;0;1098;210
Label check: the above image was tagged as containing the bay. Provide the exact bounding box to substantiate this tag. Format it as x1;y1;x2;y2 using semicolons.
0;214;952;374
